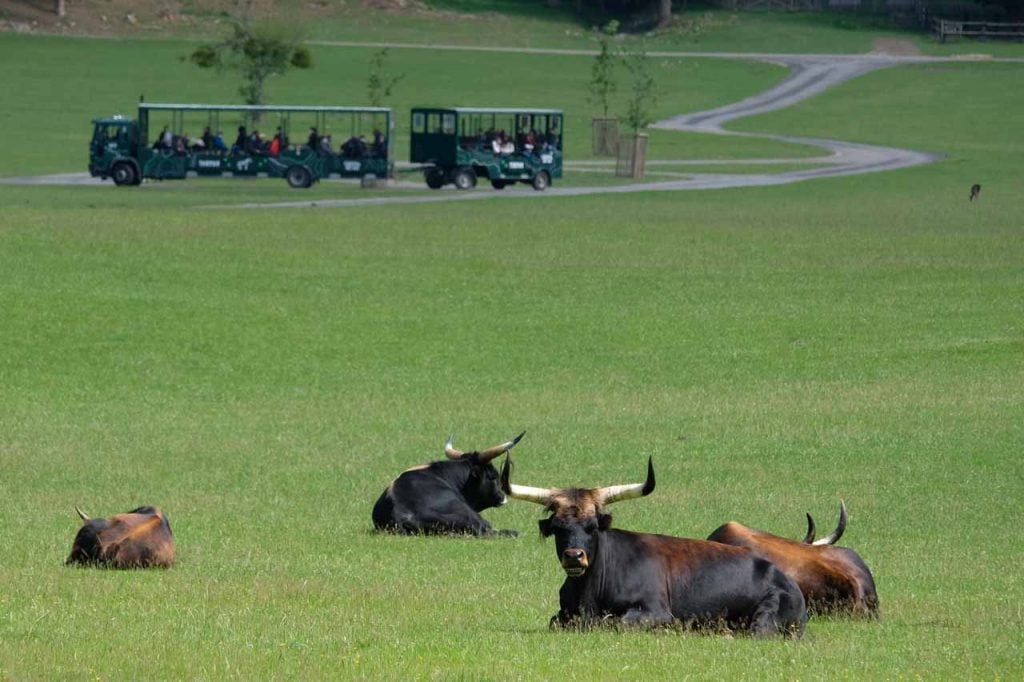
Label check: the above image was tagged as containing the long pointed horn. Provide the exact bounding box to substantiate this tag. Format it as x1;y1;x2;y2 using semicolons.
500;454;554;505
802;512;816;543
812;500;847;546
444;434;464;460
74;507;90;521
477;430;526;464
595;457;656;507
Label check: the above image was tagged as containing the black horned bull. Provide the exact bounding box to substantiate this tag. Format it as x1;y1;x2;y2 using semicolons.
707;502;879;616
501;457;807;637
372;432;524;536
66;506;175;569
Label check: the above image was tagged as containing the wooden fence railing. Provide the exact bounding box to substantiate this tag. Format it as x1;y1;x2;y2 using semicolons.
932;18;1024;42
717;0;818;10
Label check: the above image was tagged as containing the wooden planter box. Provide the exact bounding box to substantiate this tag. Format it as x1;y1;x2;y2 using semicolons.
615;133;648;180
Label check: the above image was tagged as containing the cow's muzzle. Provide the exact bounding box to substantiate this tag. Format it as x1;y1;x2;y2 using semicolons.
561;548;588;577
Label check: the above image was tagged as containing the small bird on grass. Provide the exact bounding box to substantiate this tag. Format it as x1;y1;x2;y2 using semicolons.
969;184;981;201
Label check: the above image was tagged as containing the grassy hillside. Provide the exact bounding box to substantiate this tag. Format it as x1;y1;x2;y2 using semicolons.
0;25;1022;681
3;0;1024;56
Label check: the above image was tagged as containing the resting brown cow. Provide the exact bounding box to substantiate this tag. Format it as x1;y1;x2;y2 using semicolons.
707;502;878;616
66;506;175;569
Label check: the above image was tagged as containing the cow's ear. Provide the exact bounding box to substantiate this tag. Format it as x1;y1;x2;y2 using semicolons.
538;518;553;537
597;512;613;530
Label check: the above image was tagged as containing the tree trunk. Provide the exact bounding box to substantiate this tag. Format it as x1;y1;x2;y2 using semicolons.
656;0;672;26
55;0;66;17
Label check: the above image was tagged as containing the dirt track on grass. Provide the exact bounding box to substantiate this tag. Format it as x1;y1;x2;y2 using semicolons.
209;52;943;209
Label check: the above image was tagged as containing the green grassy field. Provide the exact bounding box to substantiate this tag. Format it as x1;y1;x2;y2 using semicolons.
1;15;1023;681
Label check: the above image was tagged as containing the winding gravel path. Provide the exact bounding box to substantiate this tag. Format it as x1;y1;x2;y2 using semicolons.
207;53;943;209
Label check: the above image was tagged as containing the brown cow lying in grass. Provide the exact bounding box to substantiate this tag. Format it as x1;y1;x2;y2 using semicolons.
707;502;878;616
66;506;175;569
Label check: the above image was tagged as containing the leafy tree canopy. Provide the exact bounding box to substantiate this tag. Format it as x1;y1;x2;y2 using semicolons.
190;20;312;107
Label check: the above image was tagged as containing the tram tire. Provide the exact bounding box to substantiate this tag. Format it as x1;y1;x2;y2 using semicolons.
531;171;550;191
112;162;138;187
286;165;313;189
453;167;476;191
425;168;446;190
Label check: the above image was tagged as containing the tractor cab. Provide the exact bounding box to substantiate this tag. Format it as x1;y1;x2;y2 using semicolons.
89;116;141;185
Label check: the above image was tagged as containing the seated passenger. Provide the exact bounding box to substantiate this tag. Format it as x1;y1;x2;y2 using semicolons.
212;130;227;153
275;126;289;151
173;133;189;155
153;125;171;150
320;134;334;155
307;126;320;151
496;130;514;155
201;126;214;150
371;129;386;157
340;135;367;158
232;126;248;155
545;126;561;151
523;130;537;156
248;130;265;155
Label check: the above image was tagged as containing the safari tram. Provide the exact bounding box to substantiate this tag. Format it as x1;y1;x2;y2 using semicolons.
89;102;393;188
89;103;563;191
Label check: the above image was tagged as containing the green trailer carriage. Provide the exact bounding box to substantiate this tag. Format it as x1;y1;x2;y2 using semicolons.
89;103;393;188
409;107;563;191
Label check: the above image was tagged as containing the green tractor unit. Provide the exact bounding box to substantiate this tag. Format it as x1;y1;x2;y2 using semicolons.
89;103;393;188
409;107;563;191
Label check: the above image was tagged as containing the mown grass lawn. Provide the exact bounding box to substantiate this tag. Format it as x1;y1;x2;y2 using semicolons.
0;24;1022;681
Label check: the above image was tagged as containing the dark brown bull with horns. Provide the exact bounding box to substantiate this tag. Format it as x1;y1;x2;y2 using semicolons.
706;502;878;616
66;506;175;569
372;432;524;536
502;456;807;637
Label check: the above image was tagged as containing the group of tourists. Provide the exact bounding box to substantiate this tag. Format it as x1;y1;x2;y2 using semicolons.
152;125;228;154
468;127;560;156
305;126;387;158
231;125;289;156
151;124;387;159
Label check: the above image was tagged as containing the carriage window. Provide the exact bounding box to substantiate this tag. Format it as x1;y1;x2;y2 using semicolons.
442;113;456;135
412;112;425;133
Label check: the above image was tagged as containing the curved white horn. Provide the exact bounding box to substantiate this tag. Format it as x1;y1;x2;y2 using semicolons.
477;430;526;464
74;506;90;521
500;455;554;505
595;457;656;507
444;434;464;460
812;500;847;546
